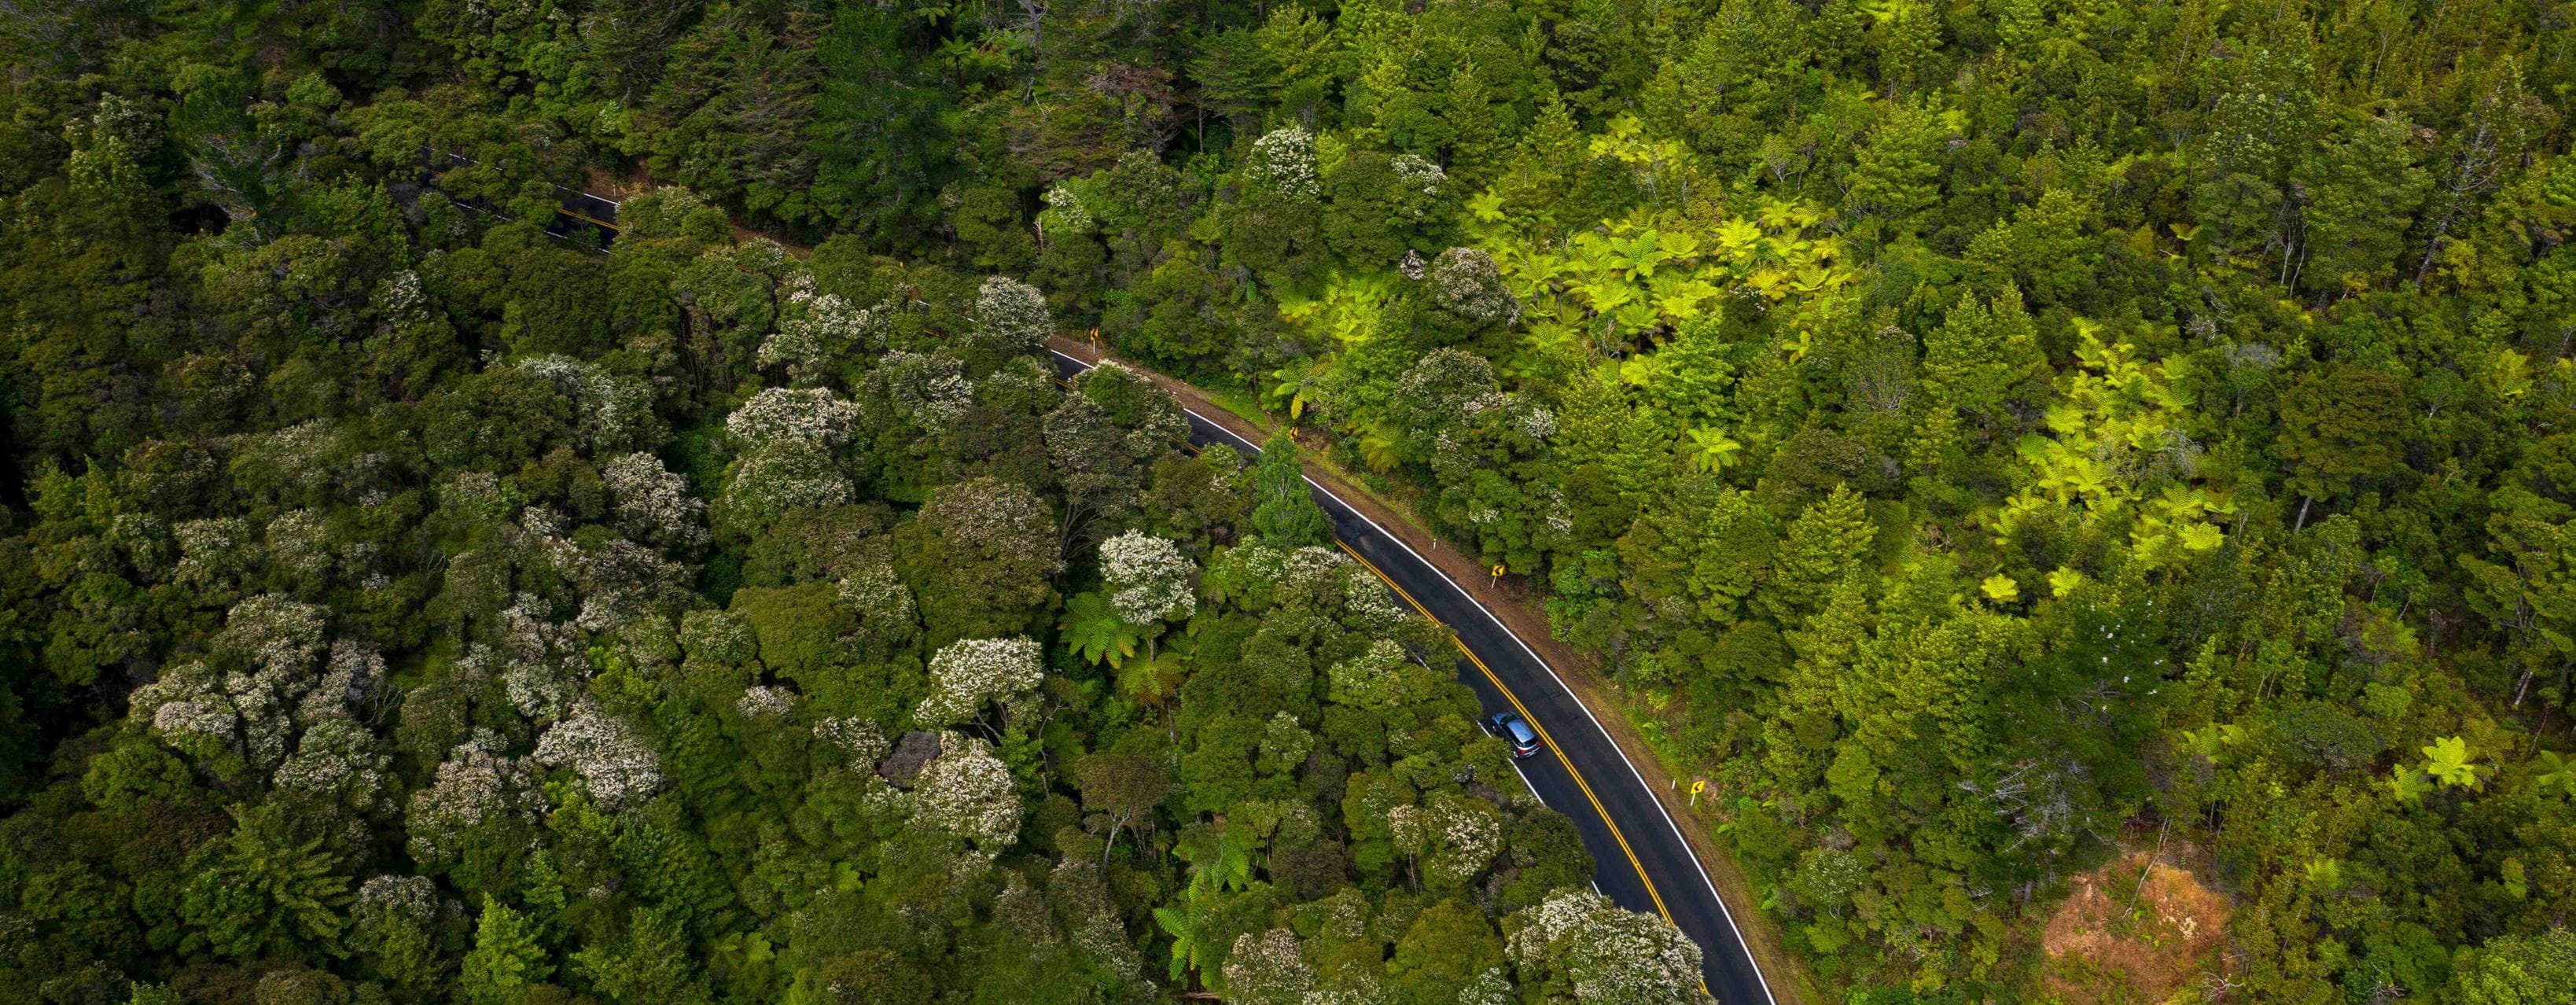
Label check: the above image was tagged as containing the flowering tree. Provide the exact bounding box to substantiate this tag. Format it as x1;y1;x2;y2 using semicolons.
510;355;664;458
727;387;859;450
1247;126;1320;200
760;278;885;385
532;702;666;811
1427;247;1522;333
406;750;545;868
1505;889;1711;1005
1050;860;1142;976
602;451;709;555
719;387;863;535
835;558;921;660
814;716;892;771
130;594;368;783
1388;791;1505;891
963;275;1051;371
914;635;1044;728
722;444;852;536
1099;531;1196;626
272;718;392;815
735;685;796;720
1220;928;1314;1005
910;733;1021;847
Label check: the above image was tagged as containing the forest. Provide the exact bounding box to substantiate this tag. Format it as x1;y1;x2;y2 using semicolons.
3;0;2576;1003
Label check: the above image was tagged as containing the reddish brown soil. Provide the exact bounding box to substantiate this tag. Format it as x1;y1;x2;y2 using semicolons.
2041;850;2233;1004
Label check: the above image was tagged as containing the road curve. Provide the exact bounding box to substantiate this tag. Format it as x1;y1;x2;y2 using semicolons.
1050;350;1776;1004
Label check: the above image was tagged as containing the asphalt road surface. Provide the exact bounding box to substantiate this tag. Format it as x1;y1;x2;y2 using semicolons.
1050;350;1776;1004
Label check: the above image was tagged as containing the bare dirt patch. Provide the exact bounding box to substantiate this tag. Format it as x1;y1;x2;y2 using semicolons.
2041;849;2233;1005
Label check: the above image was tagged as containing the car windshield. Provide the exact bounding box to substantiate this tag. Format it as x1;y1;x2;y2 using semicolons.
1506;720;1536;745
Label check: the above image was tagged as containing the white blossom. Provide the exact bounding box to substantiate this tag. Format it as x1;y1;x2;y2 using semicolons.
836;559;918;631
815;716;891;768
406;750;543;863
533;701;666;812
876;351;975;434
917;475;1065;579
355;874;440;928
1099;531;1197;625
1507;889;1710;1005
1518;405;1558;443
1429;247;1521;326
1050;860;1142;975
602;452;708;553
679;609;756;666
439;471;521;526
140;665;240;751
916;636;1045;727
216;593;330;676
735;685;796;720
1392;153;1448;197
273;718;390;812
374;270;429;323
760;290;884;383
1042;182;1095;234
131;595;344;772
515;355;659;455
298;640;383;724
1328;639;1416;712
909;732;1019;847
1419;792;1503;889
726;387;859;449
234;419;343;499
1455;968;1512;1005
1338;565;1408;628
566;537;693;633
263;509;333;583
723;443;852;524
108;512;173;580
495;597;591;720
974;275;1053;353
1249;126;1321;199
1223;929;1315;1005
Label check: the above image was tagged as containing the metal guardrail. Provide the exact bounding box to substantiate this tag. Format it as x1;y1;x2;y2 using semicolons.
418;149;622;248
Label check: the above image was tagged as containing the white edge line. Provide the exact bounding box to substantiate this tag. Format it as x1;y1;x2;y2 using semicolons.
1051;349;1778;1005
1300;474;1779;1005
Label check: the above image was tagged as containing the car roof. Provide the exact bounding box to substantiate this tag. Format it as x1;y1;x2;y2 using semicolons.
1503;718;1537;742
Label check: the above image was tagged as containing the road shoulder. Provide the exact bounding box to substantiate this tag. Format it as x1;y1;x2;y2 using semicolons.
1046;336;1818;1005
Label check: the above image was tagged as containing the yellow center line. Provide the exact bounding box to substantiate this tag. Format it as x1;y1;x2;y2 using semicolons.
1063;360;1711;998
556;208;618;230
1331;539;1677;927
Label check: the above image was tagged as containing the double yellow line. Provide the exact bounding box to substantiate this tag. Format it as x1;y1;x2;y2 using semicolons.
1057;357;1714;999
557;208;618;231
1330;539;1676;927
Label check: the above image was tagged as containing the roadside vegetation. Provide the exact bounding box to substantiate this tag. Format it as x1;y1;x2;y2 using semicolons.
6;0;2576;1002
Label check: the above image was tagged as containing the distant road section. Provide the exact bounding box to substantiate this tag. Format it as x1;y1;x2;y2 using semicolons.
419;149;622;246
1049;349;1776;1005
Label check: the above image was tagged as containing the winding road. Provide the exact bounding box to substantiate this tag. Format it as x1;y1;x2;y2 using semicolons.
1049;349;1776;1004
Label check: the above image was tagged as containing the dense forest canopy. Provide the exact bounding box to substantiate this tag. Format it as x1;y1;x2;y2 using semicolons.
4;0;2576;1003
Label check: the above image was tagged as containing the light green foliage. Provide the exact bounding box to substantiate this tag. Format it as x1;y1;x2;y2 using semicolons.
8;1;2576;1003
460;896;552;1005
2450;927;2576;1004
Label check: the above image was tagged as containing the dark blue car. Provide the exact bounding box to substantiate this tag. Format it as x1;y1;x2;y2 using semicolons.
1485;711;1542;759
